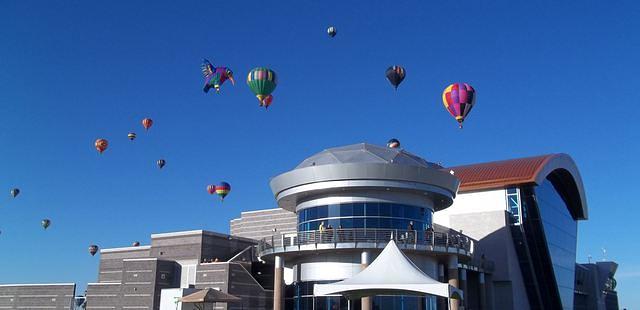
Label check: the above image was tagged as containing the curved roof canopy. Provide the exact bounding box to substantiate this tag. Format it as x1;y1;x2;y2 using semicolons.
314;240;462;299
270;143;459;212
449;154;588;219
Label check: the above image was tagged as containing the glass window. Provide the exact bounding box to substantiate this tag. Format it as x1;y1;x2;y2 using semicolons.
379;203;392;217
316;205;328;219
339;218;353;228
353;218;364;228
307;207;317;221
392;204;403;218
365;218;379;228
353;203;365;216
365;202;379;216
340;203;353;217
378;218;391;228
405;205;418;219
328;204;341;218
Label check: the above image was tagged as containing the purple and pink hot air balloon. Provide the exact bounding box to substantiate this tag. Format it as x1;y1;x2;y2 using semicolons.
442;83;476;128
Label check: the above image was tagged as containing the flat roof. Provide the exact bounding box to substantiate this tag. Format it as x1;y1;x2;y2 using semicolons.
100;245;151;254
0;283;75;287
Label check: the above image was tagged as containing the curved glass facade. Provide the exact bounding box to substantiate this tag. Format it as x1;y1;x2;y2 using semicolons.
535;179;577;310
297;202;433;232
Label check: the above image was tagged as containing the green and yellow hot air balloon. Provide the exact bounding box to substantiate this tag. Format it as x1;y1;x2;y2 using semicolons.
247;67;277;108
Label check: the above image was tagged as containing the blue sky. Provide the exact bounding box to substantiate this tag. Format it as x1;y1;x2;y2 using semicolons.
0;0;638;307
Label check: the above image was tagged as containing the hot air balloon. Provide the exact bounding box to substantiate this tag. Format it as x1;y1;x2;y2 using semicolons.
10;188;20;198
247;67;277;107
41;219;51;230
327;26;337;37
387;138;401;148
442;83;476;128
263;94;273;109
89;245;99;256
202;59;235;93
385;66;406;90
157;159;166;169
207;184;216;195
95;139;108;154
132;241;140;247
142;118;153;130
215;182;231;201
128;133;136;141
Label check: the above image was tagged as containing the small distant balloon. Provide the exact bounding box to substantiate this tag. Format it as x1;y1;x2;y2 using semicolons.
128;133;136;141
387;139;400;148
385;66;406;90
327;26;337;37
263;94;273;109
157;159;166;169
215;182;231;201
41;219;51;230
10;188;20;198
89;245;99;256
95;139;108;154
142;118;153;130
132;241;140;247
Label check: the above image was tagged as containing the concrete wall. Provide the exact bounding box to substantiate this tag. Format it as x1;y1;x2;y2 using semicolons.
230;208;297;240
434;189;530;310
0;283;76;309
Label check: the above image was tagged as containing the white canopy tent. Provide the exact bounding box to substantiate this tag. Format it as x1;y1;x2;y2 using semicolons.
314;240;462;301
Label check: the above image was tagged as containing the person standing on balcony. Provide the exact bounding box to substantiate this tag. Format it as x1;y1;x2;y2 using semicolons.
407;221;415;243
318;221;326;243
326;224;334;242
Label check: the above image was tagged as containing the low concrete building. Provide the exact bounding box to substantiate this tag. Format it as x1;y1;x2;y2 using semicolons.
0;283;76;309
86;230;273;310
230;208;297;241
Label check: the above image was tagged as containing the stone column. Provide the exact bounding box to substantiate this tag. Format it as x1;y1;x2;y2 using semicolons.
448;256;459;310
361;251;372;310
273;256;284;310
479;272;487;310
459;268;467;310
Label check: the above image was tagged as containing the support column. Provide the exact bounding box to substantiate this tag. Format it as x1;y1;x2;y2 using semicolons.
361;251;372;310
448;256;459;310
273;256;284;310
438;264;447;310
479;272;487;310
459;269;467;310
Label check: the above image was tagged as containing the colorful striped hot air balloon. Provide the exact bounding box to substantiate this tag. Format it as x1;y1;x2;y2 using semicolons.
247;68;277;107
95;139;108;154
442;83;476;128
157;159;166;169
142;118;153;130
128;133;136;141
385;66;406;90
41;219;51;230
10;188;20;198
215;182;231;201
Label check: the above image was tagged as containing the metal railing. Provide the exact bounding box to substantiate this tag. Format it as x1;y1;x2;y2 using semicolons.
257;228;474;255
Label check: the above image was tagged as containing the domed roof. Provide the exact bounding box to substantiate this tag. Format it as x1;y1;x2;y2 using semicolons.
295;143;440;169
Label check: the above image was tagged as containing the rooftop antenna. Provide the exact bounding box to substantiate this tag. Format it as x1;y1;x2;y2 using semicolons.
601;248;607;261
588;255;592;264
